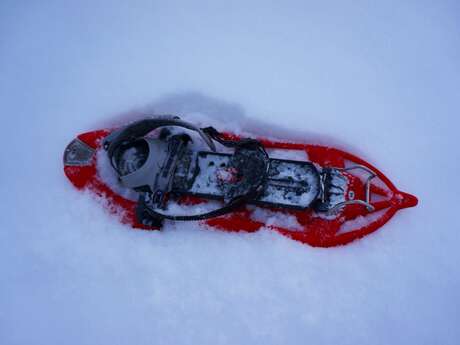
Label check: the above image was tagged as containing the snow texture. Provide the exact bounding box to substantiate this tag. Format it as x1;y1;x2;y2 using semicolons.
1;1;460;345
190;153;229;196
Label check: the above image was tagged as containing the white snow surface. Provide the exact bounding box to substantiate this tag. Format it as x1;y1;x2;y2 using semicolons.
1;1;459;345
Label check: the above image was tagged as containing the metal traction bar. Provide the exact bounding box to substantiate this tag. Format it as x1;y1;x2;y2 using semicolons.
328;165;377;214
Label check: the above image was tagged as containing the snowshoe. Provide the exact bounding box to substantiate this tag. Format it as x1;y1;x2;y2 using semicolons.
63;116;417;247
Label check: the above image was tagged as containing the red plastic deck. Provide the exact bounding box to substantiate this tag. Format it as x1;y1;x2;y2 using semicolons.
64;129;417;247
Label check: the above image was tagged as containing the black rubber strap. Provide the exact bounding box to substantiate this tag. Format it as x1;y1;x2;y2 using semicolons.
202;126;259;149
141;193;254;221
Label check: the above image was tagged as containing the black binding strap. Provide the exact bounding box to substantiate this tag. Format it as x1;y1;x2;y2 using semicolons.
140;192;255;222
202;126;256;149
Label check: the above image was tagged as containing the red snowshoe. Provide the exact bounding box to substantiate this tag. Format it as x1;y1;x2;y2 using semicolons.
63;116;417;247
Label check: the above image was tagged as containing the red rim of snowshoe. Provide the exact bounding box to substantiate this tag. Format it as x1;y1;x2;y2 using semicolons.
64;129;417;247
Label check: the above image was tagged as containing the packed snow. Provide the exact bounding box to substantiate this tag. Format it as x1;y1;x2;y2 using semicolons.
1;1;460;345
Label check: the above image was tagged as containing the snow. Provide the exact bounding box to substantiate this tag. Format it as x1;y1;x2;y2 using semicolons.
250;207;303;231
338;209;388;235
266;149;308;161
190;152;229;196
1;1;460;345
